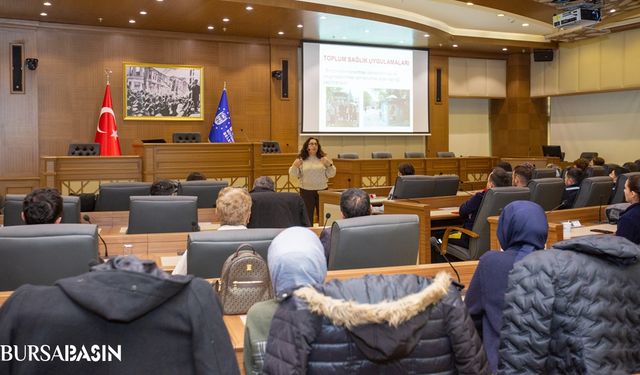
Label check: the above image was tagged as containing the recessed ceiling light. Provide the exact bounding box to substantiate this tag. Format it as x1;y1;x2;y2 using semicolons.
43;2;51;6
40;12;47;16
278;31;284;35
297;24;303;28
497;13;505;17
341;36;347;40
129;19;136;24
156;0;163;2
399;40;404;44
364;29;370;33
139;10;147;15
466;2;474;5
207;25;214;30
320;16;326;20
502;47;508;51
522;23;530;27
610;8;616;13
245;5;253;11
452;44;458;48
222;17;230;22
423;33;430;37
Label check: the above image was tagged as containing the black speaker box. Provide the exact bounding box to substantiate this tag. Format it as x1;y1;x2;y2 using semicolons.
11;44;24;93
533;49;554;62
281;59;289;99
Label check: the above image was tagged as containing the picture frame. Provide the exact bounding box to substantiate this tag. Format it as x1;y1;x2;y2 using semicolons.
123;63;203;121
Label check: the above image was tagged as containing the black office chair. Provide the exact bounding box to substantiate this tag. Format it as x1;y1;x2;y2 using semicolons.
127;196;198;234
172;133;201;143
337;153;359;159
610;172;640;204
371;151;392;159
3;194;81;226
585;166;607;177
68;143;100;156
436;151;455;158
572;176;614;208
261;141;281;154
528;178;564;211
433;175;460;196
579;152;598;161
95;182;152;211
0;224;99;291
404;151;425;158
178;180;228;208
532;168;558;179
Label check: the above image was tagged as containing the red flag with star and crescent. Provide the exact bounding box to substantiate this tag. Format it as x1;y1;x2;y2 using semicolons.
94;84;122;156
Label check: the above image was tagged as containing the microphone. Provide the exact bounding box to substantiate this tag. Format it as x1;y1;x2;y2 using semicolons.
321;213;331;232
191;221;201;232
83;214;109;258
550;200;567;212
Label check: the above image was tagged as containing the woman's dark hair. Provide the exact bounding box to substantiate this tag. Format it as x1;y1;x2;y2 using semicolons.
298;137;326;160
397;163;415;176
623;161;639;172
496;161;512;172
150;179;178;195
22;188;63;224
186;172;206;181
565;167;584;185
573;158;589;171
489;167;511;187
592;156;605;166
612;166;629;178
628;174;640;196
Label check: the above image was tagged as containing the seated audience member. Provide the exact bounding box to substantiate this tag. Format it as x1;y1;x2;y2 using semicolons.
22;187;63;224
591;156;605;166
573;158;590;171
623;161;639;172
558;167;584;209
320;188;371;260
186;171;207;181
499;235;640;374
388;162;416;199
172;187;251;275
263;274;488;373
441;167;511;252
465;201;548;373
248;176;310;228
616;174;640;244
0;255;239;374
635;159;640;172
609;165;630;199
512;164;533;187
496;161;512;172
150;179;178;195
244;227;327;375
546;163;562;178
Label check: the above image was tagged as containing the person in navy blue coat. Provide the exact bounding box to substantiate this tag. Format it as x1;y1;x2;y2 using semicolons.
465;200;548;373
616;174;640;244
559;167;584;209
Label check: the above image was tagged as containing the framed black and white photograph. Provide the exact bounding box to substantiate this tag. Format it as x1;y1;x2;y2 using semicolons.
123;63;203;121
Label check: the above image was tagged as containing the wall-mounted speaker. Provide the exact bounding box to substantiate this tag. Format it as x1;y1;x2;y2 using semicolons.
11;43;24;94
435;68;442;104
533;49;554;62
281;59;289;99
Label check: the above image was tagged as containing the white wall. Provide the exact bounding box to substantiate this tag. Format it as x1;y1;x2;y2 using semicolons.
449;98;491;156
550;90;640;164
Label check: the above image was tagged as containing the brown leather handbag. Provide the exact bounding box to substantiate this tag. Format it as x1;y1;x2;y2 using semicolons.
215;243;273;315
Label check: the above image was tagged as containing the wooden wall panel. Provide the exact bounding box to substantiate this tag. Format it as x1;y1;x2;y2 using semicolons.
448;57;506;98
428;55;449;156
36;28;271;157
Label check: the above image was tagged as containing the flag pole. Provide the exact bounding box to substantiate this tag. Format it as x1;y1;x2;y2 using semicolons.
104;68;112;85
224;81;227;90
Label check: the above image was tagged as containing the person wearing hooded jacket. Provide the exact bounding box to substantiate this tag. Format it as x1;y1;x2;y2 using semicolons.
243;226;327;375
0;256;239;375
465;200;548;373
262;272;489;374
498;235;640;374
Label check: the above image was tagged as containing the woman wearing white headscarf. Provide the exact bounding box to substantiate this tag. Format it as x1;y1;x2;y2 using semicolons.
243;227;327;375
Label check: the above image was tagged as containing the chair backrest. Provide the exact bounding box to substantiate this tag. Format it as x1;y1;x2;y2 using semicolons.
0;224;99;291
579;151;598;160
573;176;614;208
531;168;558;179
95;182;152;211
68;143;100;156
127;196;198;234
468;187;530;260
371;151;392;159
404;151;425;158
328;214;419;270
436;151;455;158
610;172;640;204
541;145;563;159
3;194;81;226
392;175;436;199
186;228;283;278
261;141;281;153
178;180;228;208
528;178;564;211
337;153;359;159
248;192;310;228
585;166;607;177
172;132;201;143
433;175;460;196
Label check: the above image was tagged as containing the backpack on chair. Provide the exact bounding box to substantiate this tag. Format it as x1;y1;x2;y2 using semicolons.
215;243;273;315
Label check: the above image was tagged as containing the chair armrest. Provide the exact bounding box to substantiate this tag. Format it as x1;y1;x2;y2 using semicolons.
440;226;479;256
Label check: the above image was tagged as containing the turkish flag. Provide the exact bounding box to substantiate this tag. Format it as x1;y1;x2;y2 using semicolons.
94;84;122;156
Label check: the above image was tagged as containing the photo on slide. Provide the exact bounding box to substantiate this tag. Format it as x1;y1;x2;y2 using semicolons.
325;87;359;127
363;89;410;128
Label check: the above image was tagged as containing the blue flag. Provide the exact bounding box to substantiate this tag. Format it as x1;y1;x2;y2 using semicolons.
209;88;235;143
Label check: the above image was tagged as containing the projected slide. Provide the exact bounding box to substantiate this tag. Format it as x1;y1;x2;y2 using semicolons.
303;43;429;134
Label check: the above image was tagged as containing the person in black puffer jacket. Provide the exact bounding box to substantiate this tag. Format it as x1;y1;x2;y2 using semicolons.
263;272;489;374
499;235;640;374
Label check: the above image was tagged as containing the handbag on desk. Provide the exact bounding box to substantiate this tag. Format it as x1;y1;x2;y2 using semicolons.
215;243;273;315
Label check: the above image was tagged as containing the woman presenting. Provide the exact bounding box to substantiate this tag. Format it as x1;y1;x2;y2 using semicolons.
289;137;336;224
